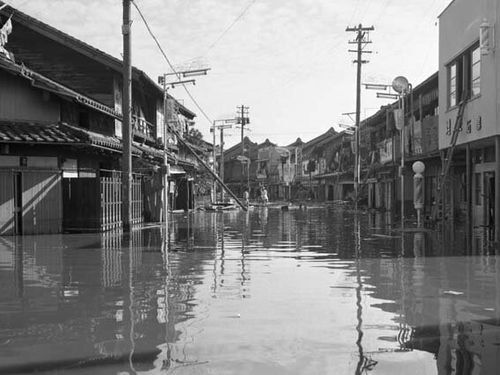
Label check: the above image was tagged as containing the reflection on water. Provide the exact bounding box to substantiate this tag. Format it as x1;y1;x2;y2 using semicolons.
0;206;500;374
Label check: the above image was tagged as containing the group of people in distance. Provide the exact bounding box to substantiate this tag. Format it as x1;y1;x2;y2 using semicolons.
243;186;268;207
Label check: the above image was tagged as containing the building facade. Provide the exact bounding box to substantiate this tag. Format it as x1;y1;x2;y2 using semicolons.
360;73;440;218
0;4;207;234
439;0;500;238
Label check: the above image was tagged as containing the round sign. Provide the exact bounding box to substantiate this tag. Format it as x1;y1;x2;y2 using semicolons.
392;76;409;94
412;161;425;174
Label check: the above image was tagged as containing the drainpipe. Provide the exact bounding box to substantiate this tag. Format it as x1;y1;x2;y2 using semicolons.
495;136;500;242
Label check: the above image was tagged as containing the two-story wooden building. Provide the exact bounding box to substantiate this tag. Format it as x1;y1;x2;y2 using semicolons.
0;3;204;234
361;73;440;216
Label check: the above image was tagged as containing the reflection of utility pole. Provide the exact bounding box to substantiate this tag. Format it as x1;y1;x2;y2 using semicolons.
354;214;364;374
220;215;226;282
346;24;374;207
236;105;250;195
241;211;249;287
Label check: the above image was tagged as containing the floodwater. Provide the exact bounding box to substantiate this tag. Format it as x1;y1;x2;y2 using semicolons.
1;205;500;374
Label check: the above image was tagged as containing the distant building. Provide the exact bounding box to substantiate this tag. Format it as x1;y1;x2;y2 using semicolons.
222;136;259;198
256;139;293;200
298;127;352;201
313;131;354;202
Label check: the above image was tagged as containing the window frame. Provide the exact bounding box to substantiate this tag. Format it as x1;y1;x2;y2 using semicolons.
471;45;481;97
448;62;457;108
446;42;481;109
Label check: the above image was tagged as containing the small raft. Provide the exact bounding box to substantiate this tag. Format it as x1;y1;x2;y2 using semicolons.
205;202;239;211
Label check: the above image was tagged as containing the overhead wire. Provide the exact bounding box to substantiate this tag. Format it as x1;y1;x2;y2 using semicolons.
131;0;214;125
203;0;258;56
415;1;441;82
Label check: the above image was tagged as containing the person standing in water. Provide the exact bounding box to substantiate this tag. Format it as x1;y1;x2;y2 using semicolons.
262;187;269;206
243;190;250;207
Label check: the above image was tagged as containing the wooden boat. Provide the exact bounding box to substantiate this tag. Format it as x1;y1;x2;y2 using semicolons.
205;202;239;211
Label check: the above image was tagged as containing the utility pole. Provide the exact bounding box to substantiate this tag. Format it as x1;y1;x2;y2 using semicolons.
158;75;196;223
346;24;374;207
220;126;225;202
162;78;168;227
236;105;250;195
157;68;208;220
121;0;132;232
211;123;217;204
211;121;233;202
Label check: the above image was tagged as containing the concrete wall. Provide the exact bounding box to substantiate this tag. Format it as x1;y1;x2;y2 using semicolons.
438;0;499;149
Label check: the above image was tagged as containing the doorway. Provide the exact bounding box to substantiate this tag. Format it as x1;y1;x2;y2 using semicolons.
485;173;495;237
327;185;334;201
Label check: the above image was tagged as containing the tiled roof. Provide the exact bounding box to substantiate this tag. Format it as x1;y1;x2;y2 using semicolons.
0;121;142;155
61;123;142;155
0;122;82;144
0;121;176;161
133;142;165;159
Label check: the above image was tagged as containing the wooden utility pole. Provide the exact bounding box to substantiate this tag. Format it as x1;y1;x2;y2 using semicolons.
157;74;197;222
162;77;169;227
212;120;233;203
212;123;217;203
220;127;225;202
237;105;249;194
346;24;374;206
122;0;132;232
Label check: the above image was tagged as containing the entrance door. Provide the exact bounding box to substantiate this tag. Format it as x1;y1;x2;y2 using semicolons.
384;182;393;211
327;185;334;201
485;173;495;235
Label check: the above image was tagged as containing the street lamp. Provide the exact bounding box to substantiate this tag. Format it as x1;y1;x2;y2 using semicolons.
392;76;412;228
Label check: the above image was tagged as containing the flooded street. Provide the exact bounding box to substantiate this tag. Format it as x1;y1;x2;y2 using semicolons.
1;205;500;374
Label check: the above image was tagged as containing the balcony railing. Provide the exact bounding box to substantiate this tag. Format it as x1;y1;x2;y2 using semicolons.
132;115;155;141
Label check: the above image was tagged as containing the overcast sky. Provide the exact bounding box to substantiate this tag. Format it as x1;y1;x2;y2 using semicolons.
7;0;451;147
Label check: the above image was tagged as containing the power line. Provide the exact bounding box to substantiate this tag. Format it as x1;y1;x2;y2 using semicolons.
204;0;258;56
348;0;362;26
131;0;214;125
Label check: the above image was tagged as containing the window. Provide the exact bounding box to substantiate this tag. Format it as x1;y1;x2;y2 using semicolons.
447;43;480;108
79;112;90;129
448;63;457;107
471;46;481;96
484;146;495;162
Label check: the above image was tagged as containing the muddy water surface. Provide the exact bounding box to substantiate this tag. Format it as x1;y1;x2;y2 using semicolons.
0;205;499;374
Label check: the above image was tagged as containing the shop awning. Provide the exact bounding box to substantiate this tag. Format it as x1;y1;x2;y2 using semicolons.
169;165;185;175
